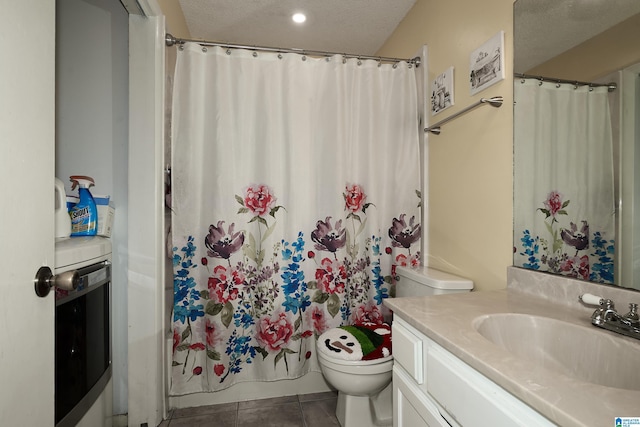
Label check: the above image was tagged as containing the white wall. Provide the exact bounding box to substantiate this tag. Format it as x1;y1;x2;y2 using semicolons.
127;2;167;424
55;0;130;414
377;0;514;292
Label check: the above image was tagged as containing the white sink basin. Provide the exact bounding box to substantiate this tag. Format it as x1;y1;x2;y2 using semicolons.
473;313;640;391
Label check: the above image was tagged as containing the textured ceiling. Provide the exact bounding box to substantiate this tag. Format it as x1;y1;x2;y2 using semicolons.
177;1;640;72
515;0;640;73
177;0;417;56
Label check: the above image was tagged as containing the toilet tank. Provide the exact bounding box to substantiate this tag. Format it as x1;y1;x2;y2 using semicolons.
395;266;473;297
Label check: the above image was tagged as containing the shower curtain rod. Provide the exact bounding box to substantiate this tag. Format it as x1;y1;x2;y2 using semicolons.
516;73;617;92
165;33;421;67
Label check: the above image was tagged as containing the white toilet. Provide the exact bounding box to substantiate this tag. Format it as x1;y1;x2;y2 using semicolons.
316;266;473;427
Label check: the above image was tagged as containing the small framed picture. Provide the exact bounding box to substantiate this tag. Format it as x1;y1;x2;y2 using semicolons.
469;31;505;95
431;66;454;115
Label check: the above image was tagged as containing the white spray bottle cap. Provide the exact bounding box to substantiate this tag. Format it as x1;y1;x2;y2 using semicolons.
70;175;95;190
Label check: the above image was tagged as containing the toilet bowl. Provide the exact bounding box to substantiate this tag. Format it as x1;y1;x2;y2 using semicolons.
317;348;393;427
317;266;474;427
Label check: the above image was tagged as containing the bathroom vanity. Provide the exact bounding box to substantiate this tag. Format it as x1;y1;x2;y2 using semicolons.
392;317;553;426
384;267;640;427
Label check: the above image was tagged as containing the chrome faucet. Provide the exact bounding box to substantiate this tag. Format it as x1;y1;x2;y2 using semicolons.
579;293;640;340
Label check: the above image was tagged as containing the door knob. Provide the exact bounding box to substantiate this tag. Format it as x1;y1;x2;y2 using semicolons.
34;266;79;297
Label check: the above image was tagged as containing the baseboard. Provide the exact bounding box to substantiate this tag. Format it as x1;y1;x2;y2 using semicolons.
112;414;128;427
169;372;332;408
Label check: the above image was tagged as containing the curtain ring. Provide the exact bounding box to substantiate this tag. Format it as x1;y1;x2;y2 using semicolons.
302;55;307;61
226;49;231;55
277;53;283;59
252;51;258;57
178;45;184;51
392;63;398;69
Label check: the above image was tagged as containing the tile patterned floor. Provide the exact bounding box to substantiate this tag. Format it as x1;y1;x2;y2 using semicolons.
159;392;340;427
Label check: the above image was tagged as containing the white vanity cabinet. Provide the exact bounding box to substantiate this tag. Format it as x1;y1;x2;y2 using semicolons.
392;317;555;427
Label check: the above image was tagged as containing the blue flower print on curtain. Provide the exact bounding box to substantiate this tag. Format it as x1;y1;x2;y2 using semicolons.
172;236;206;379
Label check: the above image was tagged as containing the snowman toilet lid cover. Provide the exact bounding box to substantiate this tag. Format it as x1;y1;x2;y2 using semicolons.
317;322;392;361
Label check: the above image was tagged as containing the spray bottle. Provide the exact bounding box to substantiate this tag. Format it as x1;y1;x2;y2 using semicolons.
69;175;98;236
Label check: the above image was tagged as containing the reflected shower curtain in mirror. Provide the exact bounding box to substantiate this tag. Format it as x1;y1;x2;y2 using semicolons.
170;44;421;394
514;79;615;283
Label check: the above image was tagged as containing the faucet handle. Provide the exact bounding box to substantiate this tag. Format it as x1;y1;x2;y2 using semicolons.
580;293;604;306
624;303;640;326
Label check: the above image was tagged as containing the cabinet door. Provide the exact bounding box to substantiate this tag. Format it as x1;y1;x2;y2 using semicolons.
394;367;452;427
426;345;555;427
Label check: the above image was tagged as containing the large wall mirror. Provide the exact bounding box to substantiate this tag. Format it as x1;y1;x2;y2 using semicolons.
513;0;640;290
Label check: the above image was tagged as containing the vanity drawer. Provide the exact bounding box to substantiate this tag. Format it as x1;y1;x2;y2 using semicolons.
425;346;554;427
392;319;424;384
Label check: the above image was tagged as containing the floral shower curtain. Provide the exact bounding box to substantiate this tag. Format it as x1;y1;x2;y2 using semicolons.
513;78;615;283
170;43;421;395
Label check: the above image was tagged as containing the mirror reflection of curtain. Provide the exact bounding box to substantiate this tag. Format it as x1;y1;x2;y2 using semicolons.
514;79;615;283
169;44;421;394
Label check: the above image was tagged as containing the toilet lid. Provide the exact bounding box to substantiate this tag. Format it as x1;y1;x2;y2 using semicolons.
317;322;391;361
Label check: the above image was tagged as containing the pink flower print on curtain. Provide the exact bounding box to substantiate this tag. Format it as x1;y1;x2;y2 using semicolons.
354;302;384;325
207;265;241;304
172;329;180;355
394;253;420;268
236;184;285;269
540;190;569;224
315;257;347;294
213;364;225;377
344;184;375;229
559;255;590;280
344;184;374;215
256;312;294;353
205;319;224;348
307;306;329;336
344;184;366;212
241;184;278;218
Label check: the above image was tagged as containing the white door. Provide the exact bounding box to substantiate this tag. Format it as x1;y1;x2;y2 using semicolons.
0;2;56;426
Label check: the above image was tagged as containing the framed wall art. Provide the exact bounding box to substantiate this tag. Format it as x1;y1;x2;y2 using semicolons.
431;66;455;115
469;31;505;95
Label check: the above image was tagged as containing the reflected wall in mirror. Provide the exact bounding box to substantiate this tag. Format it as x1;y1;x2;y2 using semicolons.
513;0;640;290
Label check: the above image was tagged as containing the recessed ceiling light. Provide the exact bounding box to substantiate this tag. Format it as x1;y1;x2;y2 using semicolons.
292;13;306;24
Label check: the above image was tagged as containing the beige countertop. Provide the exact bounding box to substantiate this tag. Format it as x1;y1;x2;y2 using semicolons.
384;288;640;427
